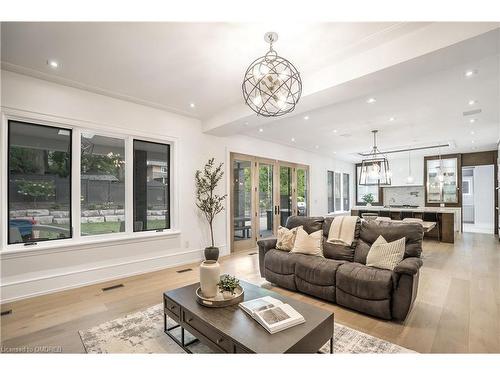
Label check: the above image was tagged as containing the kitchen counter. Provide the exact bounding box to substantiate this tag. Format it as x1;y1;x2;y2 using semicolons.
352;206;460;214
351;206;461;243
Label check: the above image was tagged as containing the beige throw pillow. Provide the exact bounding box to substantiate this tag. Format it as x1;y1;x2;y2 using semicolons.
276;226;300;251
366;235;406;271
291;226;323;256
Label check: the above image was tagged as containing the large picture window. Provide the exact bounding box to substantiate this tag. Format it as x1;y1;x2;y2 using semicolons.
356;165;382;205
8;121;72;244
343;173;350;211
133;140;170;232
81;134;125;236
328;170;350;213
4;118;174;248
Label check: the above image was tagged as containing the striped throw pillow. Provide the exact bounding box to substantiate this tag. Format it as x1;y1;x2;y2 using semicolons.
366;235;406;270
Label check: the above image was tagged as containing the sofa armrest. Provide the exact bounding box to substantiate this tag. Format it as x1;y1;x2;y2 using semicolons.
257;238;277;277
394;257;423;275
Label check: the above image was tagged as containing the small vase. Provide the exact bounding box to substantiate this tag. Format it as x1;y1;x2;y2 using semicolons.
204;246;219;261
366;203;372;207
199;260;220;298
222;290;234;299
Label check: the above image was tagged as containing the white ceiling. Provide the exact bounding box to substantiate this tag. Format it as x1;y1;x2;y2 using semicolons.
242;28;500;161
1;22;499;162
1;22;425;118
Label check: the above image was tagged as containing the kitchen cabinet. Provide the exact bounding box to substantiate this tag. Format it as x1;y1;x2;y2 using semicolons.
424;154;461;206
387;156;424;186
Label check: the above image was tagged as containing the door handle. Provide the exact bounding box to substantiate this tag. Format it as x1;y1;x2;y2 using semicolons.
274;206;277;215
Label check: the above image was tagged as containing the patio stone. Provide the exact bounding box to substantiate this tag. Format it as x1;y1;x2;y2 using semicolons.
51;210;69;218
26;209;50;216
53;218;70;225
87;217;105;223
36;216;54;224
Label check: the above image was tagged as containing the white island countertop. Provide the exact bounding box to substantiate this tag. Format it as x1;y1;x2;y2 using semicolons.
351;206;461;232
352;206;460;214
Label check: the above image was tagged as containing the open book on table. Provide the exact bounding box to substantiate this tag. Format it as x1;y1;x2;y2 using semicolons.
239;296;305;334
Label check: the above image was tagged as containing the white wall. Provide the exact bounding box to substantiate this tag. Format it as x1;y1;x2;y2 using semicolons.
0;70;354;302
473;165;495;231
387;154;424;187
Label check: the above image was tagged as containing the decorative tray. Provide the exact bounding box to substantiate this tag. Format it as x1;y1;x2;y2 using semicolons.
195;286;244;308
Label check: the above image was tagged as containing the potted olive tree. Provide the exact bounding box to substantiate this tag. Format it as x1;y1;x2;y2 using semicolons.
195;158;227;261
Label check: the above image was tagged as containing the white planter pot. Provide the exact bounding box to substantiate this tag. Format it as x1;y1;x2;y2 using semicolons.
199;260;220;298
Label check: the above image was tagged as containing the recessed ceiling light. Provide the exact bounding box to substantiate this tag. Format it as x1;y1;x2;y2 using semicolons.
244;122;249;126
471;140;475;144
333;129;338;133
389;117;395;122
189;103;196;108
366;97;376;104
291;137;296;142
464;69;477;77
303;116;309;120
258;128;264;132
469;118;476;123
468;99;477;106
333;151;337;155
470;130;475;135
47;59;59;69
315;145;319;149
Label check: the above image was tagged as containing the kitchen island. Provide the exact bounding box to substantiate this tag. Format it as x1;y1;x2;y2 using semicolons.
351;206;461;243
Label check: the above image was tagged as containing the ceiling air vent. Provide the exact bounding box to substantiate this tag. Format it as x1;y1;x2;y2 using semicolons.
463;109;482;117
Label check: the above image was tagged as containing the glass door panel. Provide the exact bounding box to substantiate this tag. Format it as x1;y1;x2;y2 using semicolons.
279;166;293;226
258;163;274;238
232;159;253;249
426;157;458;203
296;168;308;216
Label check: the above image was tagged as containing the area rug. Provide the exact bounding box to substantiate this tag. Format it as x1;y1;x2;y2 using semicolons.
79;304;415;354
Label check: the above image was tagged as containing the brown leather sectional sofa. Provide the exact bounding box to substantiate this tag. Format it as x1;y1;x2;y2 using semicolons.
257;216;424;321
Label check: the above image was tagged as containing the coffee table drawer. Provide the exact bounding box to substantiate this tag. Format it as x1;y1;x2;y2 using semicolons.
183;310;232;353
165;297;180;318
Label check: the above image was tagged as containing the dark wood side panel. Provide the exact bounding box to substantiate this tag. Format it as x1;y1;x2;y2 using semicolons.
461;150;497;166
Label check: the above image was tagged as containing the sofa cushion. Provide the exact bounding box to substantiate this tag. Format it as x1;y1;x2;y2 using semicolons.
354;220;423;264
276;225;300;251
264;249;298;275
322;216;360;262
294;254;344;286
291;227;323;256
286;216;324;234
366;236;406;271
336;262;393;300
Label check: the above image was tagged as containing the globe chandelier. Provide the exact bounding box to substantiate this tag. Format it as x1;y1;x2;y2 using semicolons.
242;32;302;117
359;130;392;186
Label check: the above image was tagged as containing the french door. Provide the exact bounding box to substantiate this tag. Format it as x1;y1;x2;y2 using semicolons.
230;153;309;252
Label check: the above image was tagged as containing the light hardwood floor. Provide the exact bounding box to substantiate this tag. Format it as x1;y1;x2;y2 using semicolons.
1;232;499;353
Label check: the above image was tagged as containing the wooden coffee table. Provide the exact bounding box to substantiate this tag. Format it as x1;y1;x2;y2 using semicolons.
163;280;334;353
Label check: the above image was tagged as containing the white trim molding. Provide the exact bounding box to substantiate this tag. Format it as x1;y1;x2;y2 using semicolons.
0;245;220;303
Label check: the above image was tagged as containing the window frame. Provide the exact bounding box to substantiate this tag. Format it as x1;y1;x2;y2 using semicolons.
355;163;384;206
327;170;351;214
132;139;171;233
1;110;178;253
7;120;73;245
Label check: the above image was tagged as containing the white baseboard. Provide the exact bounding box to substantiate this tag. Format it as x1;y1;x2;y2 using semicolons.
0;247;216;303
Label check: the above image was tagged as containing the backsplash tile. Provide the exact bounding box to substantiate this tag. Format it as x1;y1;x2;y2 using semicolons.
383;186;425;207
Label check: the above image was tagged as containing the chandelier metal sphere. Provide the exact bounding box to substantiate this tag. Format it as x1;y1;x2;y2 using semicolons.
242;32;302;117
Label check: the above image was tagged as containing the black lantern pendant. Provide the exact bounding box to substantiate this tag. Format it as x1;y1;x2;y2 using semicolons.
359;130;392;186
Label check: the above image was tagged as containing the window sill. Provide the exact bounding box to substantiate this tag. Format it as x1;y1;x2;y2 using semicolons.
326;211;351;215
1;229;181;259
